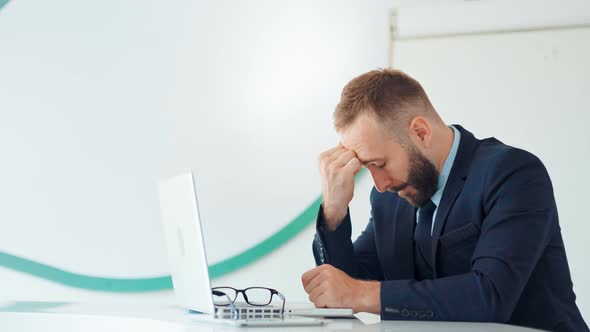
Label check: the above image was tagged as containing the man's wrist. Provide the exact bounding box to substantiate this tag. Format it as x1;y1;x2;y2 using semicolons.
322;204;347;231
355;281;381;314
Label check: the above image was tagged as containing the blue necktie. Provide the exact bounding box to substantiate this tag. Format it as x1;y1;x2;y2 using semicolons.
414;200;437;269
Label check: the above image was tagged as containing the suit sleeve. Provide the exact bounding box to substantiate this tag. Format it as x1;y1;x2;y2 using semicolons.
312;191;383;280
380;150;556;322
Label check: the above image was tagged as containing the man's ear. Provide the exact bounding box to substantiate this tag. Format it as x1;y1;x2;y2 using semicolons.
408;116;432;148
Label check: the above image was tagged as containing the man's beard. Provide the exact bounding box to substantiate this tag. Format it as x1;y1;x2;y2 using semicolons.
390;146;439;208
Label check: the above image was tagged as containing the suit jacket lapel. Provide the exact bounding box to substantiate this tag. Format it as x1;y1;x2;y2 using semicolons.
431;125;479;277
391;198;416;280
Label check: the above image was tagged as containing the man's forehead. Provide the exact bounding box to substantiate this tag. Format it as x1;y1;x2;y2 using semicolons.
340;122;381;158
341;130;405;165
340;139;377;164
339;137;358;151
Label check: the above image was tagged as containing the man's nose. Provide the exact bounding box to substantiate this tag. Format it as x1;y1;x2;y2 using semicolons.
370;169;391;193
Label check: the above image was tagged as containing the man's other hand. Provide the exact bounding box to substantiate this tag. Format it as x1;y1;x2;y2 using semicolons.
301;264;380;314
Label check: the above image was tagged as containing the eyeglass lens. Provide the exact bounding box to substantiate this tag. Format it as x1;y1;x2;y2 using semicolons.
212;287;274;306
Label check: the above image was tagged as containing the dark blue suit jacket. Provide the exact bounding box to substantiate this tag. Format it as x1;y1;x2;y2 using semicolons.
313;125;588;331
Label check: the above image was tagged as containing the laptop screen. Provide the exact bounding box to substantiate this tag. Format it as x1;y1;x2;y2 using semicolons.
158;172;215;314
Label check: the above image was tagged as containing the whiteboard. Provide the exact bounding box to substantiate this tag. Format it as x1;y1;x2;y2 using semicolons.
0;0;391;302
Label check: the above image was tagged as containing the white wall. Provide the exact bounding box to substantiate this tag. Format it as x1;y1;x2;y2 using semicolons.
2;0;588;320
391;22;590;318
0;0;392;304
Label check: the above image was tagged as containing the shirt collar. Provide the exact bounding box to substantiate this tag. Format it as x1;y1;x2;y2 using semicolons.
430;126;461;207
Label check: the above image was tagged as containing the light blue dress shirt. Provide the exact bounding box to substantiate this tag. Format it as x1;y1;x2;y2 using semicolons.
416;126;461;235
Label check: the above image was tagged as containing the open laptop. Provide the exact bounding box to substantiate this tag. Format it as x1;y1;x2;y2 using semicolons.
157;172;352;326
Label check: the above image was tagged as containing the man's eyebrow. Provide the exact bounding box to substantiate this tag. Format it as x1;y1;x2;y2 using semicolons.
358;158;381;166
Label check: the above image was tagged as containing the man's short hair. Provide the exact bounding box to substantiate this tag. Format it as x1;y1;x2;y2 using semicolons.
334;68;434;136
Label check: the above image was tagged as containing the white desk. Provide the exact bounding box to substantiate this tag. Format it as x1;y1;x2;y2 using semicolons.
0;301;542;331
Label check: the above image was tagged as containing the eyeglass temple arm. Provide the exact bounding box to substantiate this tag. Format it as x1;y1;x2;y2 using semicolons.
275;291;286;314
212;290;239;319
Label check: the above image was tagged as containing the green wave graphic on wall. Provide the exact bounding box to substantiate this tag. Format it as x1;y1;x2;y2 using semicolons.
0;0;10;11
0;170;366;292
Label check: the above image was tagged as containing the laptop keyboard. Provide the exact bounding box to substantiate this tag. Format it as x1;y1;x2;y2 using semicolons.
215;306;283;319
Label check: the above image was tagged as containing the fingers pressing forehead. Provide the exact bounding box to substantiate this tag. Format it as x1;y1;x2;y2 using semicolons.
323;145;341;156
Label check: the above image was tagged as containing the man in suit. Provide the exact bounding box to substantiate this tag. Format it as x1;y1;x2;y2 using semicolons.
301;68;588;331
